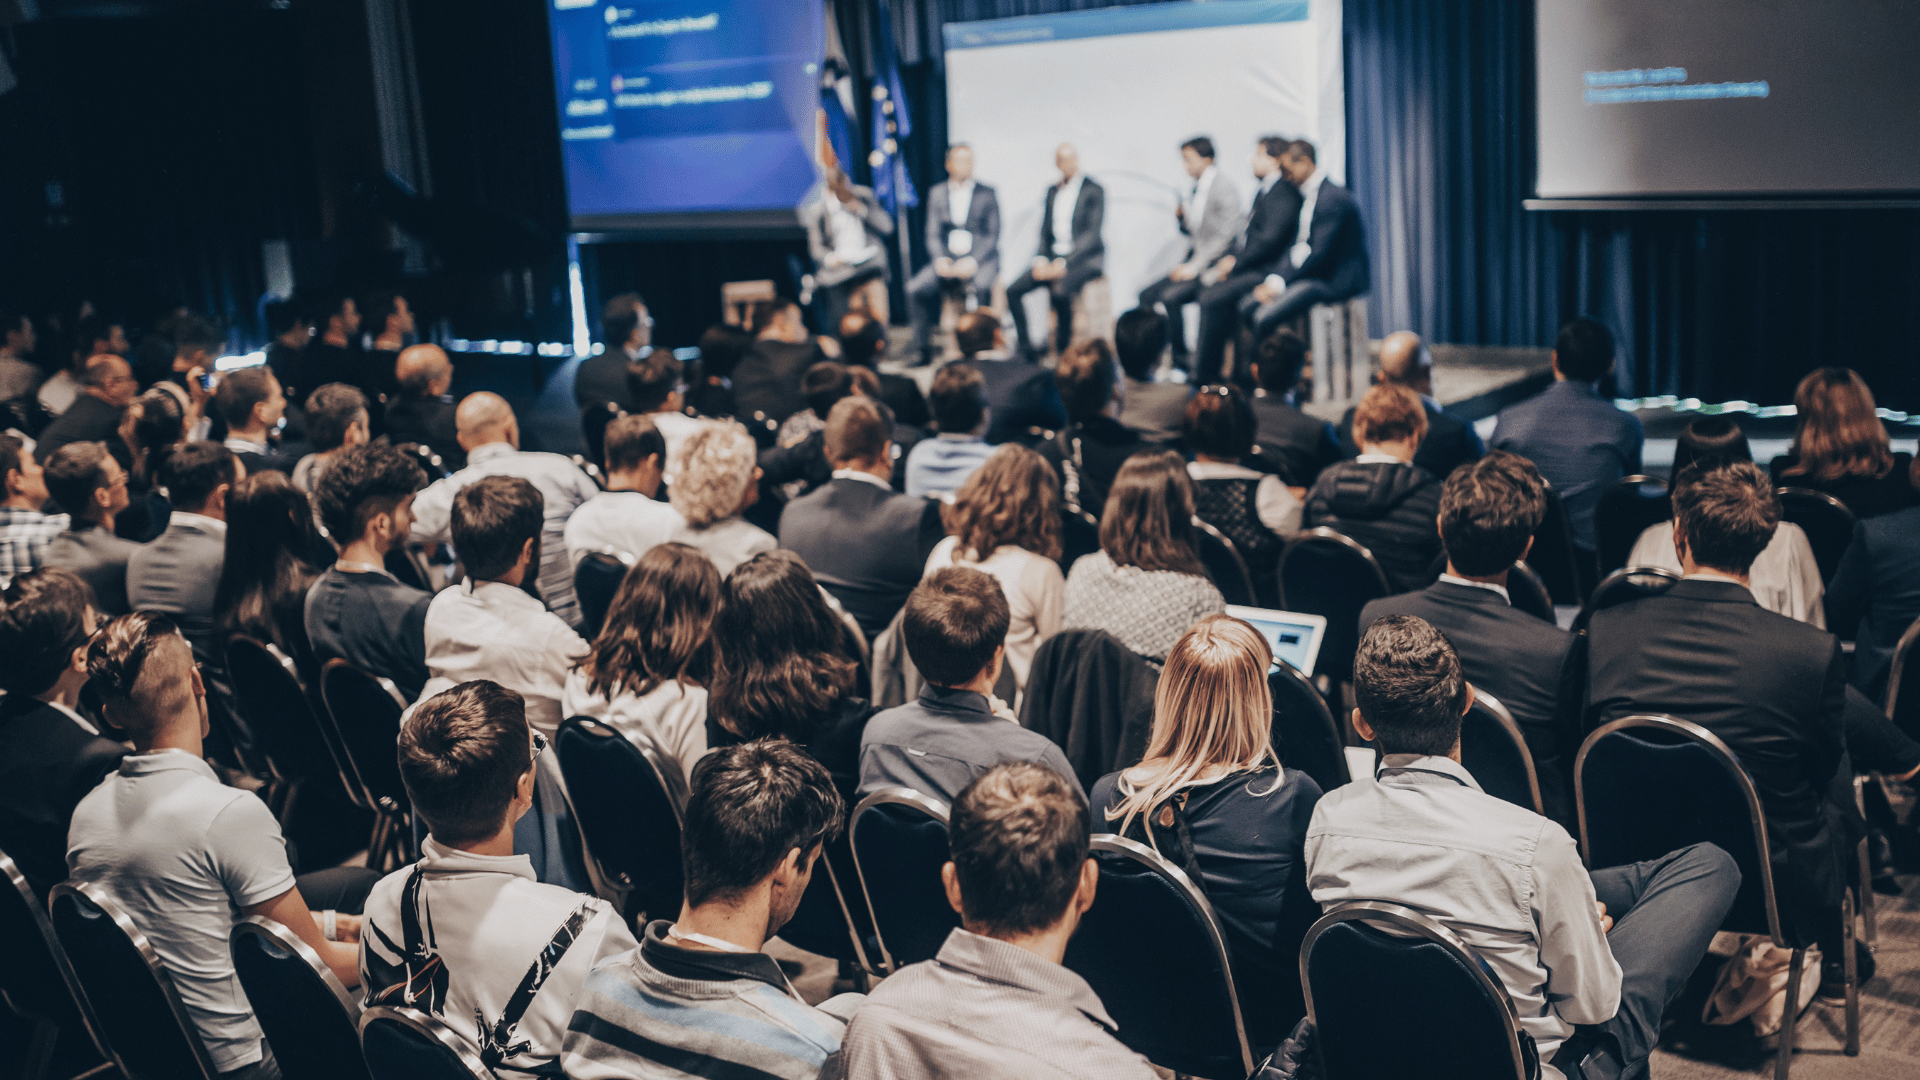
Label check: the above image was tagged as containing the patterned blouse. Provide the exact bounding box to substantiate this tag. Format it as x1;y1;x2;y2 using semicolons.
1062;550;1226;662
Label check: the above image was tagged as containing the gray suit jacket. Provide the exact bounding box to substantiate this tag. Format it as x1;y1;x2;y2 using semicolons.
126;514;225;638
43;524;143;615
802;183;895;289
1181;169;1243;271
923;180;1001;288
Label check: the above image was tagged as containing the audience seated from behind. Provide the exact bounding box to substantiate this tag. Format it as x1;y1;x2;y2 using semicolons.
1186;383;1302;604
1628;417;1824;626
627;346;702;465
1490;316;1644;553
1063;450;1226;663
950;310;1067;447
0;434;67;586
118;385;188;542
128;440;242;643
307;443;433;699
1360;451;1578;824
734;298;833;426
0;308;40;403
409;391;601;629
925;445;1065;690
777;360;857;449
562;542;718;782
860;567;1079;803
666;420;777;575
575;292;650;414
1113;306;1191;443
1093;616;1321;1048
385;343;465;471
41;440;139;613
780;396;944;640
1770;366;1918;520
362;680;637;1074
1309;616;1739;1080
34;353;138;468
563;414;684;566
1036;339;1153;515
290;382;369;497
686;321;752;420
213;472;325;681
214;366;294;475
709;550;872;797
1248;330;1341;488
1335;331;1483;481
838;311;930;429
1827;454;1920;701
905;362;995;498
824;762;1156;1080
0;569;123;898
68;613;378;1080
1305;383;1443;593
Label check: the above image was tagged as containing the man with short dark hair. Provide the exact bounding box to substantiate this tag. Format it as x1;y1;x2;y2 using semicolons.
837;311;930;427
904;363;994;497
34;352;139;467
577;292;650;412
0;435;67;586
1309;616;1739;1080
302;293;363;400
1304;383;1442;592
358;291;414;402
825;762;1154;1080
291;382;370;495
361;681;636;1074
952;310;1069;450
780;396;944;638
734;298;832;426
215;366;293;475
562;741;862;1079
860;568;1081;803
127;441;242;641
261;299;310;404
386;343;464;470
1006;144;1107;361
1491;317;1644;550
1337;331;1483;480
169;317;224;440
1360;451;1577;823
42;441;139;614
306;443;433;698
564;414;685;567
1036;341;1152;515
1112;306;1190;442
625;348;701;463
1138;136;1242;374
1246;329;1340;486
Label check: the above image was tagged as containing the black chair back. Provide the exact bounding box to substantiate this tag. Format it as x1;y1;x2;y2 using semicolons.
1461;691;1543;816
1191;516;1256;607
226;635;356;804
359;1006;490;1080
318;661;413;824
1570;566;1679;635
1063;835;1252;1080
553;716;687;925
572;549;632;640
580;402;624;469
1776;486;1857;583
1303;901;1532;1080
850;788;958;973
231;917;371;1080
1526;484;1593;604
1;849;109;1077
1884;617;1920;739
48;881;220;1080
393;443;448;484
1594;475;1671;575
775;833;879;974
1058;504;1101;573
1505;561;1557;624
1278;528;1390;682
1269;661;1350;792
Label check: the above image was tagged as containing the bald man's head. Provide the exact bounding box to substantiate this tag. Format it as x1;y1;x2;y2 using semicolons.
455;392;518;452
1377;332;1432;395
396;343;454;398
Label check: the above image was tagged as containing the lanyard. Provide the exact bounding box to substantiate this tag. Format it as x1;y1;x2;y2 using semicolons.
665;925;800;1000
1376;765;1471;788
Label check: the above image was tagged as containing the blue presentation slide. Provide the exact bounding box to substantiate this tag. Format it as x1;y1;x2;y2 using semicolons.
547;1;823;225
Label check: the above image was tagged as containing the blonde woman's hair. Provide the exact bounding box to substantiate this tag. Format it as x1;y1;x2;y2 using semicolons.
669;420;757;527
1105;615;1280;839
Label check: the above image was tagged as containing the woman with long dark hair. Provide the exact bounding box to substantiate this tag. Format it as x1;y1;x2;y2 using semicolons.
1771;367;1917;518
213;471;323;677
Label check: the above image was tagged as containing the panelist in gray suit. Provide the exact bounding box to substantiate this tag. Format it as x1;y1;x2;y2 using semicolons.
907;144;1002;365
1137;137;1243;374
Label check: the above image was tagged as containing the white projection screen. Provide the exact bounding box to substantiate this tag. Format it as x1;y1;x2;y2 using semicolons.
943;0;1344;310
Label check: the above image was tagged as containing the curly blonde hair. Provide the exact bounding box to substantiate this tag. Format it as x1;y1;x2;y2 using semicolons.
941;444;1062;561
669;420;757;527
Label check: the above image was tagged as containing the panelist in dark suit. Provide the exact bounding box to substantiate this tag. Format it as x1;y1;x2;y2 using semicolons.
1193;136;1303;387
1137;137;1243;374
778;396;944;640
1242;140;1371;344
1360;452;1576;825
801;167;895;333
908;144;1001;365
1006;143;1105;360
1337;332;1483;481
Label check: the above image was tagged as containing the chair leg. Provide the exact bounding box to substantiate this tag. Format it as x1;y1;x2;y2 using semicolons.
1775;948;1804;1080
23;1017;56;1080
1843;892;1860;1057
1857;837;1878;944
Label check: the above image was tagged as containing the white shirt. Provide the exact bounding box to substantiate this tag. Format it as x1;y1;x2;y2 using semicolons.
925;536;1065;690
169;510;228;537
37;370;80;416
1627;522;1825;628
669;515;776;577
1185;460;1303;536
827;193;877;264
561;671;709;784
651;409;702;466
359;838;637;1076
421;579;590;736
947;179;976;230
831;467;893;491
1049;173;1084;257
224;435;271;458
1437;572;1511;604
564;490;685;568
1289;167;1326;271
1185;164;1217;237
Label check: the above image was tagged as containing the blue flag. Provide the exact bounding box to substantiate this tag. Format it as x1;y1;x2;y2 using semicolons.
868;0;917;214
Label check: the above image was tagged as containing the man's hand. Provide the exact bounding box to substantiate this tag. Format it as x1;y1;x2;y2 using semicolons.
1031;256;1051;276
824;253;846;268
1169;264;1198;283
935;256;954;276
988;694;1018;722
952;256;978;278
1214;254;1236;276
333;912;363;944
186;366;214;408
1595;901;1614;934
1252;281;1280;304
815;336;842;359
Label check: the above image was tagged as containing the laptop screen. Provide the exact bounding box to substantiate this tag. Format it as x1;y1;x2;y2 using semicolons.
1224;605;1328;677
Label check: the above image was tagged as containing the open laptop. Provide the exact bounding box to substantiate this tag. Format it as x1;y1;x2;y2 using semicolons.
1224;605;1328;678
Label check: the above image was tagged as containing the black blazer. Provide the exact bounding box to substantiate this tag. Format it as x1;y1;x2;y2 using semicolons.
734;339;828;425
1037;415;1155;518
1233;178;1306;276
1361;582;1578;825
1251;394;1340;487
924;180;1002;277
1036;177;1106;273
777;477;944;640
964;357;1068;446
1273;181;1370;301
1825;505;1920;700
1587;579;1846;943
1337;397;1484;481
573;351;635;413
384;393;466;471
0;697;125;898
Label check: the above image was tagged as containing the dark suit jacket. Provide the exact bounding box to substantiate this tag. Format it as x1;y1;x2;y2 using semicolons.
1587;579;1846;942
1037;416;1154;518
963;357;1067;446
1825;505;1920;700
230;447;297;477
1303;460;1443;593
925;180;1001;287
734;339;828;425
1233;177;1306;275
34;393;127;469
0;696;125;897
1036;177;1105;274
1361;582;1577;825
1338;397;1484;481
126;514;225;640
43;524;142;614
1251;393;1340;487
1273;181;1370;301
384;393;466;471
778;477;944;640
573;351;636;413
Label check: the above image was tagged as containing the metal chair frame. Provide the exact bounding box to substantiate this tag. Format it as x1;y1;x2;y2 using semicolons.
357;1005;491;1080
230;916;367;1080
1570;566;1680;635
1594;474;1671;576
553;716;688;917
1281;526;1392;601
226;635;362;821
1506;561;1557;624
1269;659;1351;790
1466;690;1544;816
1;852;113;1080
319;660;417;871
1191;516;1257;607
1774;486;1856;583
848;787;953;975
1301;900;1531;1080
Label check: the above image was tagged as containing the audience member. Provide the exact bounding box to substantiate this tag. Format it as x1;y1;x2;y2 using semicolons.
838;311;930;428
804;166;895;331
861;567;1078;802
42;441;138;613
626;346;701;463
1063;450;1225;663
302;292;362;400
0;309;39;403
926;444;1065;689
260;299;309;405
307;443;433;699
666;420;777;575
1093;615;1322;1047
128;440;241;641
576;292;649;413
1309;616;1739;1080
35;353;138;467
1304;383;1443;592
563;414;685;566
0;435;67;586
1827;455;1920;700
43;314;130;417
734;298;831;425
214;366;293;475
780;396;944;638
778;360;856;447
168;316;223;440
1336;331;1483;480
386;343;464;470
951;310;1067;446
1247;329;1341;487
0;569;123;897
362;681;636;1074
1771;366;1918;519
1359;451;1578;823
357;291;413;402
69;613;378;1079
409;392;601;628
1490;316;1644;551
119;385;186;541
291;382;369;496
1112;306;1190;442
1037;339;1152;514
1186;383;1300;604
562;741;861;1080
563;542;718;782
686;321;751;420
213;472;324;679
825;762;1155;1080
905;361;995;497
